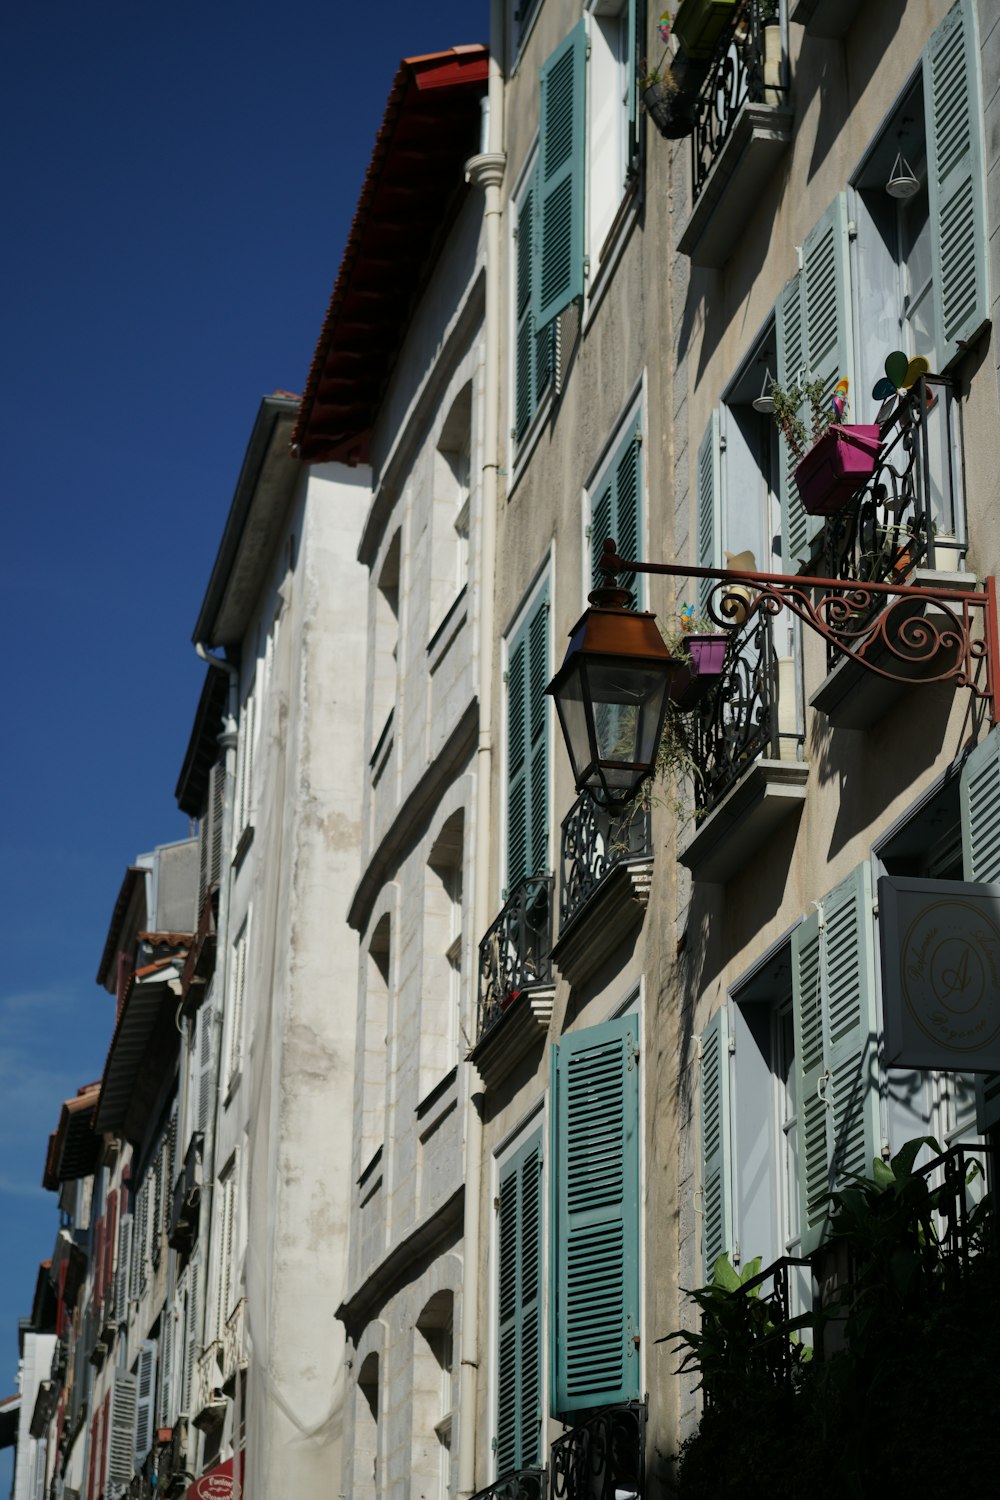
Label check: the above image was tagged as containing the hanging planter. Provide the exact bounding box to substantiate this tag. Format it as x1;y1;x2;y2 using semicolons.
669;632;729;709
642;77;699;138
794;424;881;516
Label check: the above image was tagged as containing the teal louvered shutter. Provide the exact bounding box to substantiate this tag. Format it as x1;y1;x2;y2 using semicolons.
507;591;550;889
924;0;988;370
526;596;550;878
537;22;586;328
778;195;854;567
496;1131;543;1475
107;1370;137;1490
550;1014;640;1419
134;1339;157;1465
793;865;880;1254
776;270;807;566
959;730;1000;1129
700;1007;732;1278
515;174;537;444
591;414;642;605
696;411;721;612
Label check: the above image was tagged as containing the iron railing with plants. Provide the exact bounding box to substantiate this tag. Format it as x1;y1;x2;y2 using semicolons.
477;875;554;1042
550;1401;646;1500
168;1132;203;1253
559;795;652;930
690;0;785;203
823;375;964;668
895;1140;992;1279
686;607;800;816
471;1470;547;1500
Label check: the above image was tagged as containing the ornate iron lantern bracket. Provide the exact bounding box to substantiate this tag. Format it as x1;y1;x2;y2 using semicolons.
598;539;1000;726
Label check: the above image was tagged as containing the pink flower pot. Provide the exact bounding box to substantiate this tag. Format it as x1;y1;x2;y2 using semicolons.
670;633;728;709
794;424;881;516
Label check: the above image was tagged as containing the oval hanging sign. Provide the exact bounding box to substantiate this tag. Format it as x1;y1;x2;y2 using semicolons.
188;1453;243;1500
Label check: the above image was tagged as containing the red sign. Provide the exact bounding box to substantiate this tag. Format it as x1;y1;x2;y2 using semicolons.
188;1451;245;1500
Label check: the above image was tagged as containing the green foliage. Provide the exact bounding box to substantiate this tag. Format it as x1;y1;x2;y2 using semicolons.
769;376;829;459
670;1142;999;1499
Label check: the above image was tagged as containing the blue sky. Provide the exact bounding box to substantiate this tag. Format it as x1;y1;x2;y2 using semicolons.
0;0;484;1473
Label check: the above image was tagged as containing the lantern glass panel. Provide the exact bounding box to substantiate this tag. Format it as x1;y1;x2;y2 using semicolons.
586;659;671;768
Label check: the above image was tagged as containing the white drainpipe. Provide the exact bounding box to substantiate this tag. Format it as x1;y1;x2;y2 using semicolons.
458;9;506;1497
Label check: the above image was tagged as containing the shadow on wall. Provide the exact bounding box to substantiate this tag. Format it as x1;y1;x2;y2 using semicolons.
809;681;979;863
797;0;908;187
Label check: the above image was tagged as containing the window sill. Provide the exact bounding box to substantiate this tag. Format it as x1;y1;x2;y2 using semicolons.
789;0;864;39
427;586;469;674
677;100;794;268
469;984;555;1091
551;858;654;987
357;1142;383;1190
415;1063;459;1122
809;570;977;730
679;758;809;885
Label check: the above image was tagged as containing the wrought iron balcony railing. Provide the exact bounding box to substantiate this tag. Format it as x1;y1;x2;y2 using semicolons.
477;875;554;1042
472;1470;547;1500
550;1401;646;1500
823;375;965;666
559;796;651;931
686;608;801;817
908;1141;993;1277
691;0;786;204
703;1255;814;1408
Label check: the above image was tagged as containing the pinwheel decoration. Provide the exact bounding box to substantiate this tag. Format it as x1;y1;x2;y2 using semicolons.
872;351;933;422
831;377;849;422
657;9;672;42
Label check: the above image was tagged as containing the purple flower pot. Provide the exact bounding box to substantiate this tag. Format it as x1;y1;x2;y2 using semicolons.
670;633;728;709
794;424;881;516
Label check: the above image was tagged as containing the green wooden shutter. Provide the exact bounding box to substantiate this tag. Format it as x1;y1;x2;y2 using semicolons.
591;414;642;605
700;1007;732;1278
793;864;880;1254
550;1014;640;1419
778;195;854;567
107;1370;138;1491
696;410;721;612
537;22;586;328
515;173;537;445
496;1131;543;1475
526;596;550;879
960;730;1000;1129
507;590;549;888
924;0;989;371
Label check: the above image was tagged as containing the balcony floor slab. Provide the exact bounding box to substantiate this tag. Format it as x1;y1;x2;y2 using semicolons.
470;985;555;1090
678;101;794;268
679;758;809;884
552;859;654;987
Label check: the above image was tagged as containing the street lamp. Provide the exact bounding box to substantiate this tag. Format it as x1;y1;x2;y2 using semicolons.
546;570;678;811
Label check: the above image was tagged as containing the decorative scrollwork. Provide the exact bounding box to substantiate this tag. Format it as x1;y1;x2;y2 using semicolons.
560;796;651;929
550;1401;646;1500
477;876;554;1042
471;1468;547;1500
691;0;779;203
686;607;784;816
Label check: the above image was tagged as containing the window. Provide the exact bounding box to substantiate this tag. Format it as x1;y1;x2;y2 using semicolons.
226;919;249;1092
372;530;401;750
588;406;643;606
356;1352;380;1500
704;753;994;1279
235;680;257;843
362;915;391;1166
415;1293;455;1499
215;1160;237;1343
495;1128;543;1475
549;1014;641;1420
505;581;550;890
432;384;473;630
512;23;586;451
586;0;642;277
422;813;464;1098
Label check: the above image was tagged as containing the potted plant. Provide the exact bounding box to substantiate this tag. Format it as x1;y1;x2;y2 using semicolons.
771;377;881;516
660;610;729;710
640;61;700;138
